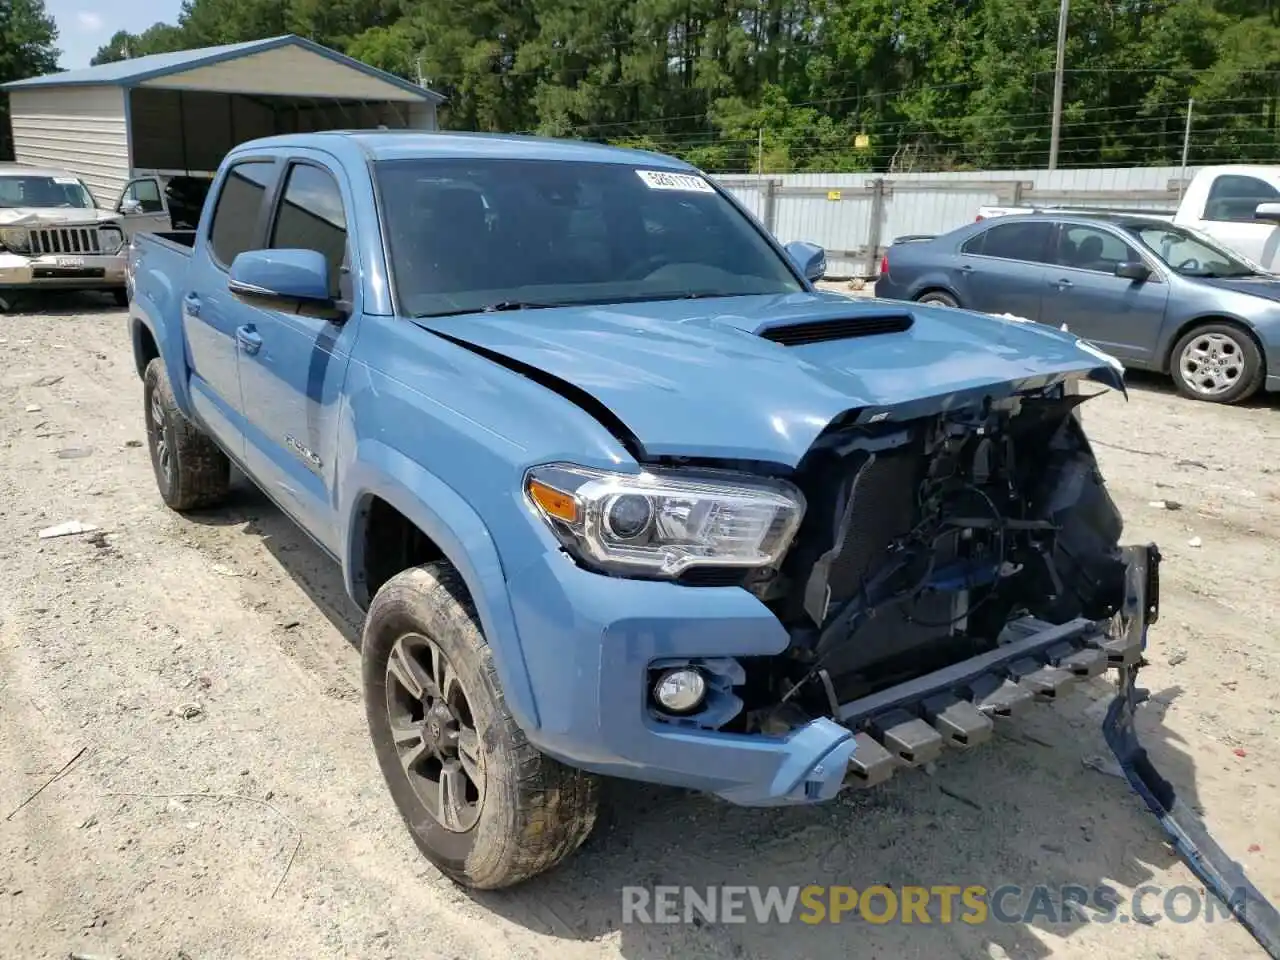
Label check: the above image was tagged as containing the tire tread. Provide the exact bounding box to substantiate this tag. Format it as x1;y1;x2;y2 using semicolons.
144;357;230;510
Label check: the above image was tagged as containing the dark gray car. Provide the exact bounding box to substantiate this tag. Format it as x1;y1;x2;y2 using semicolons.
874;213;1280;404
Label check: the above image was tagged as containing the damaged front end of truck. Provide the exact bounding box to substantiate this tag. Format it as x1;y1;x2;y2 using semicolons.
424;298;1278;952
713;377;1280;957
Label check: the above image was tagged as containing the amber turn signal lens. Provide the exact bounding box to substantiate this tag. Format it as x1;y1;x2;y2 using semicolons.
528;478;578;522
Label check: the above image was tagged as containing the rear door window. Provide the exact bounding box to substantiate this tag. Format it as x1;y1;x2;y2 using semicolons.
965;220;1054;263
207;160;275;268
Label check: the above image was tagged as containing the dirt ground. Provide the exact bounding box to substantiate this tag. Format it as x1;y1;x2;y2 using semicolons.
0;296;1277;960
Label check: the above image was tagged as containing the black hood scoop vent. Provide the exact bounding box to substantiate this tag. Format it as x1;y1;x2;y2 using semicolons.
758;312;914;346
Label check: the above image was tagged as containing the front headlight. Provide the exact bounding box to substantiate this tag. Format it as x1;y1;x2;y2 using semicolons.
98;225;125;254
524;463;806;577
0;228;30;253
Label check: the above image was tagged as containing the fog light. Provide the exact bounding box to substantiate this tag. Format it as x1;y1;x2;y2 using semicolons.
653;667;707;714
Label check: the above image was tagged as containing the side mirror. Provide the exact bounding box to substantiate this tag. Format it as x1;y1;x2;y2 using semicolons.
118;198;143;215
1255;201;1280;224
1115;261;1151;282
784;240;827;282
229;249;337;313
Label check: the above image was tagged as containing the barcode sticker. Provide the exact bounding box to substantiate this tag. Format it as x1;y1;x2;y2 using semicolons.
635;170;714;193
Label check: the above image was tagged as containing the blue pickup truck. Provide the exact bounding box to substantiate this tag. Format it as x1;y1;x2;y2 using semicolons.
124;131;1278;946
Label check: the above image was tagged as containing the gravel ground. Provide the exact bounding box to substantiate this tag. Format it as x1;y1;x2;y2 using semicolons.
0;298;1277;960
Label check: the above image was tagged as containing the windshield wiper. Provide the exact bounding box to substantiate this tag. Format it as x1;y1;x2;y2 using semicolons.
482;300;563;312
409;301;564;319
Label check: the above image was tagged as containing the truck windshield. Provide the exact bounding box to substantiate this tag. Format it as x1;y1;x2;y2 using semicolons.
374;158;803;317
1123;222;1267;279
0;176;95;210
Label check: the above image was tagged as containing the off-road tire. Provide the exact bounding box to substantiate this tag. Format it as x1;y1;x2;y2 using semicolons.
1169;322;1264;405
362;562;600;889
917;290;959;308
143;357;231;510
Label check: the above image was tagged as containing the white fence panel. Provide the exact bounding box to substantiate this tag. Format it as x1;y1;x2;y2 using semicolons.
711;165;1200;277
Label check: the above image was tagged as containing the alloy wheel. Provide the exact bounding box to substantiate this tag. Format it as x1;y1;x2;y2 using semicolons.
148;390;172;487
384;633;485;832
1179;331;1244;398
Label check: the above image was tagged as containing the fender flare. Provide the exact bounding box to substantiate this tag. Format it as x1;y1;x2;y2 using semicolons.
342;441;541;732
131;297;194;415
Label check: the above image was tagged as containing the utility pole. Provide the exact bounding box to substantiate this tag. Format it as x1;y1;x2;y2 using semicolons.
1048;0;1069;171
757;128;764;177
1178;98;1195;202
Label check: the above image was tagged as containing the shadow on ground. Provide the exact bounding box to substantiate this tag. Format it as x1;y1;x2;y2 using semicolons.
1;290;124;316
189;472;1203;960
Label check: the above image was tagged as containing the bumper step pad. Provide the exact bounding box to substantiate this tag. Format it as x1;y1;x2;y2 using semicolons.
839;613;1144;790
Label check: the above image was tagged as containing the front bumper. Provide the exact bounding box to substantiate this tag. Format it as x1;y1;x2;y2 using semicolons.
506;541;1144;804
0;251;127;290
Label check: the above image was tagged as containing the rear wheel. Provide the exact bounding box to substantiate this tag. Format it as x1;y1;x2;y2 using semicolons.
1170;323;1263;404
917;290;959;308
143;357;231;510
362;563;600;889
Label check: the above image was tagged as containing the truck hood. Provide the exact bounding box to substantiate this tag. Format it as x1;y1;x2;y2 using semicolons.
412;292;1124;464
0;207;119;226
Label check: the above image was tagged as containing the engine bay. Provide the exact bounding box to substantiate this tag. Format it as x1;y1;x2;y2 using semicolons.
738;385;1129;730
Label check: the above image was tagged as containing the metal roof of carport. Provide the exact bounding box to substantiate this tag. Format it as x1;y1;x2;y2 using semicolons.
1;34;445;103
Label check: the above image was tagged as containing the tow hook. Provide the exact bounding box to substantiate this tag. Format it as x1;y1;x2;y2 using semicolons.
1104;545;1280;959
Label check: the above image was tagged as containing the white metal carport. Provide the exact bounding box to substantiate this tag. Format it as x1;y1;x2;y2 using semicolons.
2;35;445;205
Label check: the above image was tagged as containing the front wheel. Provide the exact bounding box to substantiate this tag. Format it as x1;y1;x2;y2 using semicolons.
362;563;600;889
1170;323;1264;404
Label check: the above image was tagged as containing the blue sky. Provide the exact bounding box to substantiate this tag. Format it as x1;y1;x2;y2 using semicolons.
47;0;185;69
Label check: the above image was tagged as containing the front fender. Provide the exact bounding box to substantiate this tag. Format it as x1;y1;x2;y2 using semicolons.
341;441;541;732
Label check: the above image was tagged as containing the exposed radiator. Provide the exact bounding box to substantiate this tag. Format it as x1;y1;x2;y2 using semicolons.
825;453;922;606
28;226;105;256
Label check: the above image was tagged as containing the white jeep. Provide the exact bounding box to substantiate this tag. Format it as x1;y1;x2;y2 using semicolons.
0;163;128;310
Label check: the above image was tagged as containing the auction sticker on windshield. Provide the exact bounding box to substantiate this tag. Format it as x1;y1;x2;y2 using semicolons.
636;170;715;193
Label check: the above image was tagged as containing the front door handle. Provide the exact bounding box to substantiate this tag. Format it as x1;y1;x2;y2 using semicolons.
183;293;202;317
959;264;974;273
1052;278;1074;289
236;325;262;355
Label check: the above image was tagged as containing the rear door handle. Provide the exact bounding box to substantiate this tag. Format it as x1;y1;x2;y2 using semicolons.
959;264;974;273
236;325;262;355
183;293;202;317
1052;278;1074;289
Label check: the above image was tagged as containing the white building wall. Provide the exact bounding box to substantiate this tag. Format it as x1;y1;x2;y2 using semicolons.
8;85;132;205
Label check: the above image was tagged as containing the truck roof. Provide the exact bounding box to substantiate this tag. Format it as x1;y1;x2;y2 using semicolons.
233;130;696;169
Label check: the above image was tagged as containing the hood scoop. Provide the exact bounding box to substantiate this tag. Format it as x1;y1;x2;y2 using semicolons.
757;312;914;346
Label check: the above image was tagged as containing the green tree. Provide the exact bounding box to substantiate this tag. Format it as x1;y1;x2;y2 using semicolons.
45;0;1280;172
0;0;59;159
